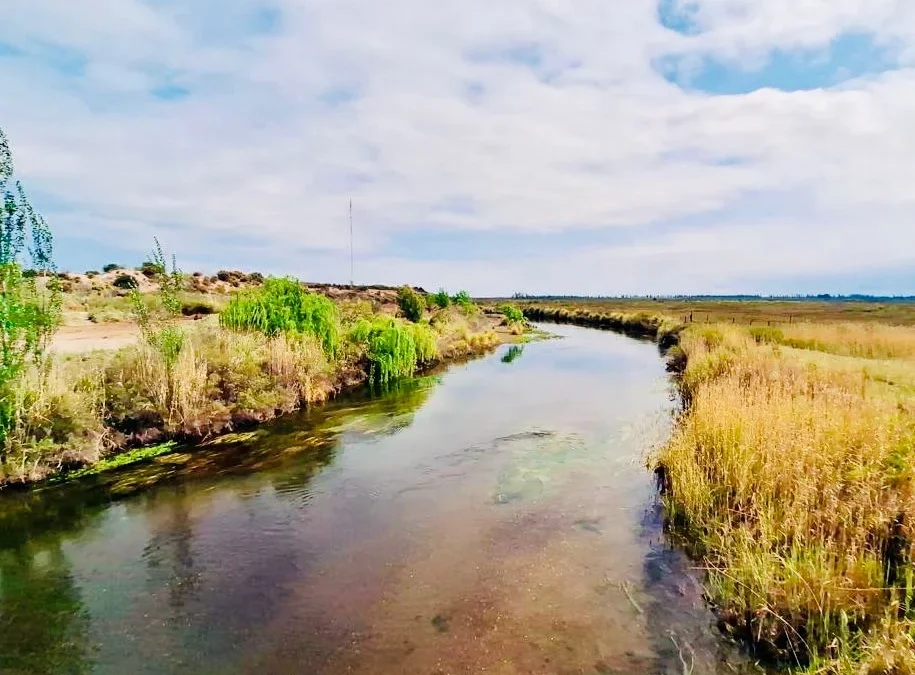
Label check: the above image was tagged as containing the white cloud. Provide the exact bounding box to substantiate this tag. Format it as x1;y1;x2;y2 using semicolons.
0;0;914;293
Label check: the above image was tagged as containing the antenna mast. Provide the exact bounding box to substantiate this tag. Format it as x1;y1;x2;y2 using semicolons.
349;199;354;286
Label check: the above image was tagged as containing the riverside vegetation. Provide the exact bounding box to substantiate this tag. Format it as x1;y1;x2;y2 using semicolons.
521;300;915;674
0;127;517;487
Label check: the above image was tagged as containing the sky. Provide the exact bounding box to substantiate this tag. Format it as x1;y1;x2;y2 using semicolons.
1;0;915;296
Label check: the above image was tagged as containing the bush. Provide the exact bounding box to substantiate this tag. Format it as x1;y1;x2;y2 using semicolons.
248;271;264;284
85;270;99;278
431;289;450;309
498;303;524;324
348;317;438;386
112;273;138;290
103;263;121;273
219;277;341;356
452;290;476;313
140;261;165;278
397;286;425;322
180;302;215;316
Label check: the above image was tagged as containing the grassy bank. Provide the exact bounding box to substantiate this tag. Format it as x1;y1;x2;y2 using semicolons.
515;297;915;327
1;287;510;487
521;304;682;346
524;301;915;673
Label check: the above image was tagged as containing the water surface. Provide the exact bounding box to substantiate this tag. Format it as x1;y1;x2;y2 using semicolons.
0;324;758;674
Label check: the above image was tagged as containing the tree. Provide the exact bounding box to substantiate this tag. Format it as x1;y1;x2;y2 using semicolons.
397;286;424;322
0;127;62;444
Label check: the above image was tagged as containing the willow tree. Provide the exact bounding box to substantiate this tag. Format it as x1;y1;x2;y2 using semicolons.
0;127;62;445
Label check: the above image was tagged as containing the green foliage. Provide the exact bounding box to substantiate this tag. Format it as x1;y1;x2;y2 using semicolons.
397;285;425;322
498;303;525;324
85;270;99;277
112;273;138;290
139;260;165;278
130;239;186;369
348;317;438;386
452;290;477;313
0;127;62;445
431;288;451;309
102;263;121;273
219;277;341;356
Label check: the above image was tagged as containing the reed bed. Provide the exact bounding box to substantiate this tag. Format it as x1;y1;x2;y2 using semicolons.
661;325;915;673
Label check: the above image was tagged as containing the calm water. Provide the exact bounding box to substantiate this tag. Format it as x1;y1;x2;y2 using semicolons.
0;325;759;675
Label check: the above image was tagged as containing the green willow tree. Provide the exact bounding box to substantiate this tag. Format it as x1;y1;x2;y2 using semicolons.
0;127;62;445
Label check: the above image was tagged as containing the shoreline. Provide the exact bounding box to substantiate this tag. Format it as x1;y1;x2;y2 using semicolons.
521;302;915;674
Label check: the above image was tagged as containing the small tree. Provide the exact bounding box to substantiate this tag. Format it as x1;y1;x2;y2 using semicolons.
397;286;424;322
431;288;451;309
0;127;62;444
131;239;185;368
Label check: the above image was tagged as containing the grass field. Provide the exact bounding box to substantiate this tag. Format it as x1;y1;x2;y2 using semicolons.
507;297;915;326
518;298;915;674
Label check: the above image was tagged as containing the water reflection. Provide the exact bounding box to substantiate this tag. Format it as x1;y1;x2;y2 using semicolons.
501;344;524;364
0;543;93;675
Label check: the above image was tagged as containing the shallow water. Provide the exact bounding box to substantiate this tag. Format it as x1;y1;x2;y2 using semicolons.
0;324;760;675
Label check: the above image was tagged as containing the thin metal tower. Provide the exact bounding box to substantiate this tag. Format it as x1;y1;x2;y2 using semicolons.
349;199;354;286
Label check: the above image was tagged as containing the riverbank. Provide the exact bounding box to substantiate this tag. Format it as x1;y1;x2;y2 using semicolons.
1;295;522;488
522;302;915;674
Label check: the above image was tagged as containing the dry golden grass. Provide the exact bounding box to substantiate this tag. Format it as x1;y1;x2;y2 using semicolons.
774;322;915;360
513;297;915;326
660;323;915;673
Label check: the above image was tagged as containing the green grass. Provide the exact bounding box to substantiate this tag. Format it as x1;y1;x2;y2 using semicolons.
220;277;341;355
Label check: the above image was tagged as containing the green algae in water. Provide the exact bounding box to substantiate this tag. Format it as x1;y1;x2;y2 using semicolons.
47;442;178;486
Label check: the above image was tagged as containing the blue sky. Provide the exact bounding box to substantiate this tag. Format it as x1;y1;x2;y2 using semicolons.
1;0;915;295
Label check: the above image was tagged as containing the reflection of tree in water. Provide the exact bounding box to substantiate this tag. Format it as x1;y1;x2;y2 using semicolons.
0;543;93;675
501;345;524;364
143;486;200;619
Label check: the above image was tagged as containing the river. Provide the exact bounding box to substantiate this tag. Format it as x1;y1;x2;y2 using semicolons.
0;324;759;674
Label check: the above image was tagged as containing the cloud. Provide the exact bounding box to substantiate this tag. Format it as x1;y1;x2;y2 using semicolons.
0;0;914;294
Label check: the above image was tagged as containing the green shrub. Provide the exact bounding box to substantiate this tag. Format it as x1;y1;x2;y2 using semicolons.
349;317;438;386
85;270;100;278
112;273;138;290
220;277;341;356
498;303;524;324
452;290;477;314
397;285;425;322
140;261;165;278
103;263;121;273
431;289;451;309
180;301;215;316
